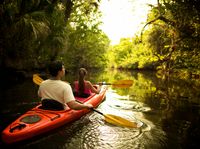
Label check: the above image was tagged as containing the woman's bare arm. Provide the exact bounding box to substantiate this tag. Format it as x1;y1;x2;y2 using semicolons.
87;81;101;94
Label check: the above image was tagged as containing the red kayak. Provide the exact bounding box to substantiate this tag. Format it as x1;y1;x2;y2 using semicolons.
1;85;107;144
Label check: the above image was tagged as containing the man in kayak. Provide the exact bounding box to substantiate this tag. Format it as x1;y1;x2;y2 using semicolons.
38;60;93;110
74;68;101;98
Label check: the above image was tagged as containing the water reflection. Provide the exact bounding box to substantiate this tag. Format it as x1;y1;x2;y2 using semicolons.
0;69;199;148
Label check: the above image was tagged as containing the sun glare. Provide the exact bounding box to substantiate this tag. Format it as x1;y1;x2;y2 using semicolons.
99;0;157;45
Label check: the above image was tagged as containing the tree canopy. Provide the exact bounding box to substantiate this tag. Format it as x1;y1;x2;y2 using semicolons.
0;0;109;70
107;0;200;75
0;0;199;75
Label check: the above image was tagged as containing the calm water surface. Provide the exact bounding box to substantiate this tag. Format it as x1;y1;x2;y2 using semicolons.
0;69;199;149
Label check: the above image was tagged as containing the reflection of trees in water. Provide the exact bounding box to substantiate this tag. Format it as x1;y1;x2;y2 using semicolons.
143;75;200;148
70;69;200;148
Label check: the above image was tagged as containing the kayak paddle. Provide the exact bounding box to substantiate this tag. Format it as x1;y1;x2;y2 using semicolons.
92;108;139;128
33;74;44;86
33;74;133;88
33;74;139;128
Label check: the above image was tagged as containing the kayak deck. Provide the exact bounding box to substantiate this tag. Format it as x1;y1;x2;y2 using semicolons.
1;85;107;144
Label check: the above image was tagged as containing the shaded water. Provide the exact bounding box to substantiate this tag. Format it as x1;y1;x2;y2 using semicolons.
0;69;199;149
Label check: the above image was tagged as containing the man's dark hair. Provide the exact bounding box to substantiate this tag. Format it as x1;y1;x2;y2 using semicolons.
48;60;64;77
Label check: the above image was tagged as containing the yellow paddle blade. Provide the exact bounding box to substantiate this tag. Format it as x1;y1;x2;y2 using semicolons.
104;114;139;128
112;80;133;88
33;74;43;85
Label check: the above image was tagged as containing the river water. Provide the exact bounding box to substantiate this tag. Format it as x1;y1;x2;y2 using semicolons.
0;69;199;149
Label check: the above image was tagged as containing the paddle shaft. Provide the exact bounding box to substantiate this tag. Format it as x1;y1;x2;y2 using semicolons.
74;99;105;117
91;108;104;115
97;82;112;85
33;74;133;87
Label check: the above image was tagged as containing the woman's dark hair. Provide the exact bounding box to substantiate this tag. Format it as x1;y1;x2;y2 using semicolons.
48;60;64;77
78;68;87;94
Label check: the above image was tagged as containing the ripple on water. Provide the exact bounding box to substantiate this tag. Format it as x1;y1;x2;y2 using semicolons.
79;113;145;149
56;90;158;149
105;91;151;112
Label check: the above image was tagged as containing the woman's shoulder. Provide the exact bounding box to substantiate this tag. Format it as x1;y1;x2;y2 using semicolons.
74;80;78;84
84;80;91;84
84;80;93;86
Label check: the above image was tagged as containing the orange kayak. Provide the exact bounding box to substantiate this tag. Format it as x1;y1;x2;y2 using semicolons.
1;85;107;144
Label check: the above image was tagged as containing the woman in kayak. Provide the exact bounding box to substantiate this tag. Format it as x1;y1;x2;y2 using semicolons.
38;60;93;110
74;68;101;98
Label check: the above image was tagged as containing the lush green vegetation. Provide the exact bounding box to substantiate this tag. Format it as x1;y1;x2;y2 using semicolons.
108;0;200;76
107;37;157;70
0;0;109;71
0;0;199;76
64;0;109;69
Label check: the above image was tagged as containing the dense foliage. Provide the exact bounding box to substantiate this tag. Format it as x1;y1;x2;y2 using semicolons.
145;0;200;71
0;0;199;74
107;37;157;70
0;0;68;69
108;0;200;74
0;0;109;70
64;0;110;69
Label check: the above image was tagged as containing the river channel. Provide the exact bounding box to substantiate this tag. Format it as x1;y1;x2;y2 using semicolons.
0;69;199;149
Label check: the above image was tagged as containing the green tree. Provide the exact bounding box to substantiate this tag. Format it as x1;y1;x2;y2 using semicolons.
0;0;70;69
0;0;109;71
142;0;200;71
107;37;157;70
64;0;110;69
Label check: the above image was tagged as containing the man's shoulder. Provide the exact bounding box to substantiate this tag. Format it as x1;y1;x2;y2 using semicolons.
59;80;71;86
40;79;50;85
